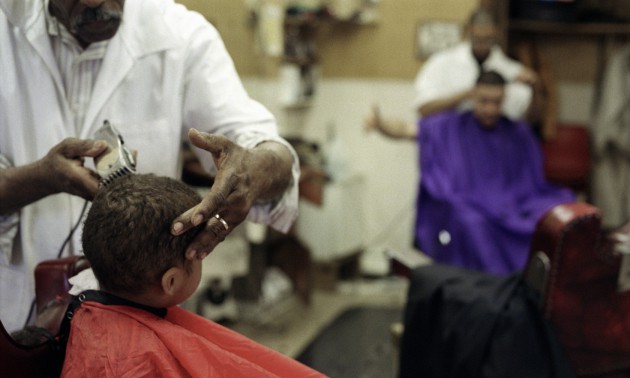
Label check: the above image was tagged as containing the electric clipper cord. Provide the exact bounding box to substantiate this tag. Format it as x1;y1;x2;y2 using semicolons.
94;120;136;186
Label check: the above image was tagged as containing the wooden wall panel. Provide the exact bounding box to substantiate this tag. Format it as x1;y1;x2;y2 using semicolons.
177;0;478;79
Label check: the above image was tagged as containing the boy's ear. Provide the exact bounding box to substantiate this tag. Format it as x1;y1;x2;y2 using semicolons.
160;267;183;297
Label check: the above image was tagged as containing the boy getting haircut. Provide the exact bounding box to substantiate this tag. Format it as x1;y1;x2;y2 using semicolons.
62;173;325;377
82;173;203;304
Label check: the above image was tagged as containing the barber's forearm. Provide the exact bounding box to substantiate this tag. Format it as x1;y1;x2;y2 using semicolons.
418;90;472;118
377;119;417;140
250;141;294;203
0;162;53;214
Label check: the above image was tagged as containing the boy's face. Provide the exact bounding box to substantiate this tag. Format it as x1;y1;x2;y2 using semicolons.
173;259;203;305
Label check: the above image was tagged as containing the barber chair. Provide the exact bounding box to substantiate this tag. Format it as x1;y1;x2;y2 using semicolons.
525;202;630;377
398;202;630;377
1;255;89;378
1;320;61;377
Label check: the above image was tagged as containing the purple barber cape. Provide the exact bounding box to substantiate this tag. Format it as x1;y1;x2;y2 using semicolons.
415;111;575;275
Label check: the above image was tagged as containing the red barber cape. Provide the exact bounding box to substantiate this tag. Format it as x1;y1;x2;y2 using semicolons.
61;302;326;377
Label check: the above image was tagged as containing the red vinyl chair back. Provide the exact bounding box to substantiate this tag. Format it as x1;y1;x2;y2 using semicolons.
0;321;62;377
526;203;630;377
0;256;89;377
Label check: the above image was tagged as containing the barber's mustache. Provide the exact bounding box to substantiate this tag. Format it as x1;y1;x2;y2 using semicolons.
72;6;122;29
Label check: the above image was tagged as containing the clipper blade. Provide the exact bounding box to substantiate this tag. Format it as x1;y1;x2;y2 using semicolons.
94;120;136;187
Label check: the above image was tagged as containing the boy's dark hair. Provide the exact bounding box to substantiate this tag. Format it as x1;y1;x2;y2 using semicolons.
476;70;506;86
82;174;203;295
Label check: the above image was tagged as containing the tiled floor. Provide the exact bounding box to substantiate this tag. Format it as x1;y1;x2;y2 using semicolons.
226;276;409;359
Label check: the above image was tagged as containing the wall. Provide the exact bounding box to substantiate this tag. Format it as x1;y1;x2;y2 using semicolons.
502;0;630;124
177;0;600;124
313;0;477;78
177;1;262;76
176;0;602;125
243;78;419;260
178;0;478;79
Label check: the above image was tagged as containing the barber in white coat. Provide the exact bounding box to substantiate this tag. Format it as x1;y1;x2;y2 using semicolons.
414;8;536;121
0;0;299;333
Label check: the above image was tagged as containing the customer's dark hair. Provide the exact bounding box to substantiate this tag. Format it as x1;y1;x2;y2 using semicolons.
467;7;496;27
82;174;203;295
476;70;506;86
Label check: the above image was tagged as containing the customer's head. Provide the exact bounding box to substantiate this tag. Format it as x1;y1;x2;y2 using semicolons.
472;70;506;128
467;8;498;63
82;174;204;307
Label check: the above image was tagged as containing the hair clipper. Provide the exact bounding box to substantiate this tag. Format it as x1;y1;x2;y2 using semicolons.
94;120;136;186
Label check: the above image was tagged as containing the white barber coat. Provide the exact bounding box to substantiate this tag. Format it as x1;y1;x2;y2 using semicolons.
0;0;299;332
413;42;532;121
591;45;630;228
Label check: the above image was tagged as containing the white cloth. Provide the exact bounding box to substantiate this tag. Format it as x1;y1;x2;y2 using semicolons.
67;269;99;296
591;45;630;228
0;155;18;266
413;42;532;121
0;0;300;332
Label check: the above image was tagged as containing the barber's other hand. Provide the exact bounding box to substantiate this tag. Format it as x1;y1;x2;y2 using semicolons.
516;67;538;86
39;138;107;200
172;129;292;260
363;104;383;134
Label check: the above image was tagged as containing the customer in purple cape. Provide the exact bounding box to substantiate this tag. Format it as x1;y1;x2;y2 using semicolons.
364;70;575;275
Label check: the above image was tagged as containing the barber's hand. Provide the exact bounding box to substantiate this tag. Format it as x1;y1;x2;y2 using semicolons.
363;105;417;140
516;67;538;86
172;129;292;260
363;104;383;134
39;138;108;200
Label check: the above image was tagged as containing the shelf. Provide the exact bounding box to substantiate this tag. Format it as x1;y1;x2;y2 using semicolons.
510;19;630;36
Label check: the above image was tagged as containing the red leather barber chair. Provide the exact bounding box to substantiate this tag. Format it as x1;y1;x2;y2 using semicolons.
525;202;630;377
1;256;89;377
